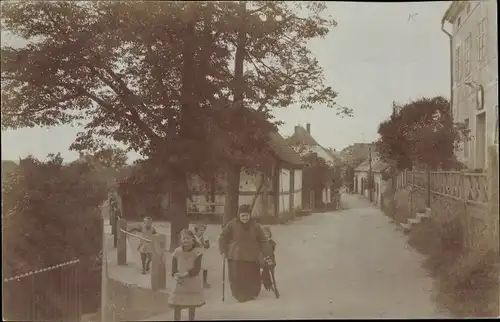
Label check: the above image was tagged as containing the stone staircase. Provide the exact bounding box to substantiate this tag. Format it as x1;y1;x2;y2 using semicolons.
400;207;432;233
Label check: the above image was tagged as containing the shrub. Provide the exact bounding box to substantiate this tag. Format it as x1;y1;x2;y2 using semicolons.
407;216;499;317
2;154;107;314
296;210;312;217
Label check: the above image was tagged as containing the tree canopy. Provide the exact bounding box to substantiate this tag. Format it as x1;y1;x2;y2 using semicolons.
376;97;469;171
1;1;349;171
1;1;351;244
92;145;128;169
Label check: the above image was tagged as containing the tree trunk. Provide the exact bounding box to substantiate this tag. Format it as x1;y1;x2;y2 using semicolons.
223;1;247;227
169;170;189;251
223;165;241;226
168;3;196;249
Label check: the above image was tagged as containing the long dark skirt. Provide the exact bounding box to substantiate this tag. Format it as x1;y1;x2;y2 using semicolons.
227;259;261;302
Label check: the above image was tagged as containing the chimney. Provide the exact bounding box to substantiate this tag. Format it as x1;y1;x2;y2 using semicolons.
294;125;300;134
79;152;84;159
306;123;311;134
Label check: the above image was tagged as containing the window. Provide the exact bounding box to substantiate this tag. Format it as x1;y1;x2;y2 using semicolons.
478;18;486;61
465;33;471;75
467;3;471;14
464;118;470;158
455;45;461;81
458;17;462;27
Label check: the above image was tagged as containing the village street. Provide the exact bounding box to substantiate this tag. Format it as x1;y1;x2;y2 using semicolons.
142;194;449;320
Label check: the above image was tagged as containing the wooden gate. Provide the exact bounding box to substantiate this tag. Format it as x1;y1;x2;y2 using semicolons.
3;259;82;322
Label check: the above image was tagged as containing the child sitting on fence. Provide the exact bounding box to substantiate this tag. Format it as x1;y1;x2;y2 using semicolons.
169;229;205;321
128;216;157;275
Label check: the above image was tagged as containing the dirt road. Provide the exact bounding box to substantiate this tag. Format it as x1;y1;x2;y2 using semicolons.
141;194;448;320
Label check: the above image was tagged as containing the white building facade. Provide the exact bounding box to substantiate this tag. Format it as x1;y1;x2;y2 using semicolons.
443;1;498;170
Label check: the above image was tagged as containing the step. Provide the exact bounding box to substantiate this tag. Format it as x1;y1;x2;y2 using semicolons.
400;222;411;231
416;212;430;220
408;218;420;225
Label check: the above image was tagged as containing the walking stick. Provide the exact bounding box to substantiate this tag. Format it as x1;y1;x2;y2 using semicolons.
270;267;280;299
222;256;226;302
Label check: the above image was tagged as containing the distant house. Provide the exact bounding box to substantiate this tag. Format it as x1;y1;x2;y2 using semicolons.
340;143;376;192
354;152;390;205
189;131;305;218
287;123;341;210
340;143;376;166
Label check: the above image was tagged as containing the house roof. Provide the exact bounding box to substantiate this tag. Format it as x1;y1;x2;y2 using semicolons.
354;153;390;173
340;143;376;166
287;125;339;167
287;125;319;146
442;1;467;24
267;132;305;167
326;149;343;164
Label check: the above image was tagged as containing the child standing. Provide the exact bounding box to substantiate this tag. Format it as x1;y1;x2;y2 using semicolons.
193;223;211;288
128;217;156;275
260;226;276;292
169;229;205;321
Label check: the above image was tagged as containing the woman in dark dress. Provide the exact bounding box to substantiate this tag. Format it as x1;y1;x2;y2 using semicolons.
218;204;273;302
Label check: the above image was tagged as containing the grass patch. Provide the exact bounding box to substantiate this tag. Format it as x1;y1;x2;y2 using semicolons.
381;189;415;225
407;218;499;318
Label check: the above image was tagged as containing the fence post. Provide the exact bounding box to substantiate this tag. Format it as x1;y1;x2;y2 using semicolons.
426;170;431;208
151;233;167;291
117;219;127;266
487;145;499;254
110;208;117;248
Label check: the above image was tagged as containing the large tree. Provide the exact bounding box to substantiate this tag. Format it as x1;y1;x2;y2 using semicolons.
1;1;234;249
211;1;352;224
1;1;351;245
376;97;469;171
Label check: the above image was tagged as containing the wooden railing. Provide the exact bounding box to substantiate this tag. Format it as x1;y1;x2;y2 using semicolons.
399;170;489;205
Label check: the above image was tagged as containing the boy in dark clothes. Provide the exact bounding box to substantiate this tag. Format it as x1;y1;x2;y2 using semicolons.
260;226;276;292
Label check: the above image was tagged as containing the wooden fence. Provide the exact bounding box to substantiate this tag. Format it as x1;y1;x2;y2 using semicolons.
395;146;498;252
3;259;82;322
402;170;489;207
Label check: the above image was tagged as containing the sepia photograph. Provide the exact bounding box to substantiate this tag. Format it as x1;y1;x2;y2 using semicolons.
1;1;498;321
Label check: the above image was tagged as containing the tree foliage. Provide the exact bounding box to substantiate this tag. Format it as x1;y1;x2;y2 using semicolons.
376;97;469;170
1;1;350;243
2;154;106;313
92;145;128;169
301;152;340;207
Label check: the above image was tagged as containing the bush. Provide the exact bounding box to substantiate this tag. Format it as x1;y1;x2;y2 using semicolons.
407;217;499;317
296;209;312;217
2;154;107;314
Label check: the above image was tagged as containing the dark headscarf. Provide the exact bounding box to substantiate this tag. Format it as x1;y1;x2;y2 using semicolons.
238;204;253;229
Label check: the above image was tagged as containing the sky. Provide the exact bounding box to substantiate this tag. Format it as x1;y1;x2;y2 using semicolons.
1;1;452;163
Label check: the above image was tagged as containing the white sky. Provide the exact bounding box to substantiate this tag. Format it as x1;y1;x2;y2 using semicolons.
1;1;452;163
